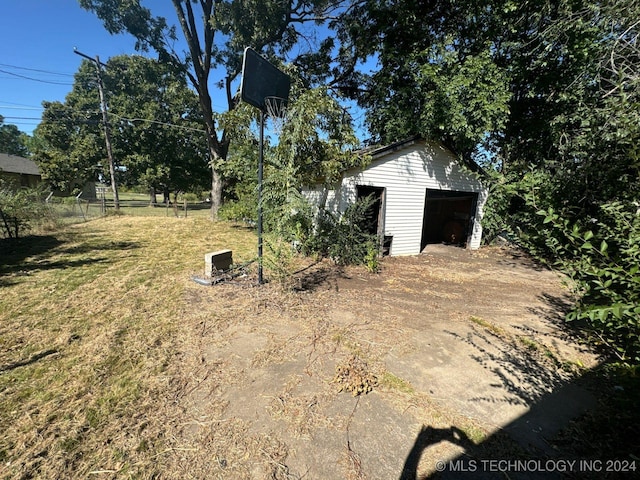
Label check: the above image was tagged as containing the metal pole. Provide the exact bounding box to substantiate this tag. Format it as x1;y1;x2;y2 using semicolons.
74;49;120;210
258;109;264;285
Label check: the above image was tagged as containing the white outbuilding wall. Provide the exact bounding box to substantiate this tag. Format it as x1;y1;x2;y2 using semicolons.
303;137;488;255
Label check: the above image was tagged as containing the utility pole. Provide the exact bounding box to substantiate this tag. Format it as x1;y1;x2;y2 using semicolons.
74;48;120;210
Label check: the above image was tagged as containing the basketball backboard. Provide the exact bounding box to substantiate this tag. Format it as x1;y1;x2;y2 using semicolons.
240;47;291;112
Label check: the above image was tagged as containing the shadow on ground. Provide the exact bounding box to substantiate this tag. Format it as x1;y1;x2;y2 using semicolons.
293;263;348;292
0;234;138;287
400;365;640;480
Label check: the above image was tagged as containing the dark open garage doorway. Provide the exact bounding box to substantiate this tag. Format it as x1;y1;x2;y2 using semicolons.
356;185;385;236
357;185;392;255
420;189;478;250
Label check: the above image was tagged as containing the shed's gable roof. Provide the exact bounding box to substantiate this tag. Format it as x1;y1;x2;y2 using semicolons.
361;136;485;176
0;153;40;176
360;135;423;160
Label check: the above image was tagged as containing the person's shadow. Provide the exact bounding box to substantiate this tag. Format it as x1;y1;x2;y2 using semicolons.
399;426;475;480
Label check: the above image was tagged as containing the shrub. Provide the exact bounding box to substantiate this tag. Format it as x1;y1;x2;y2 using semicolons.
537;201;640;365
0;182;54;239
218;195;256;224
291;194;379;268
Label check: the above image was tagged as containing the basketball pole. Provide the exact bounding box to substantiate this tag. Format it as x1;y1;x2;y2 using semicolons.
257;109;265;285
240;48;290;286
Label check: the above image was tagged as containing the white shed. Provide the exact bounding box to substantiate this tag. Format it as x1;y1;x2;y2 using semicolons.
303;136;489;256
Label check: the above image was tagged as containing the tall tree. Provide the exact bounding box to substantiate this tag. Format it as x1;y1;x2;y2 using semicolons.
33;61;104;194
79;0;346;219
333;0;512;160
34;55;208;197
0;116;31;157
103;55;209;201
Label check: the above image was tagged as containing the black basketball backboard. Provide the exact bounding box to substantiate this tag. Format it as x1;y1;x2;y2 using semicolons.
240;47;291;112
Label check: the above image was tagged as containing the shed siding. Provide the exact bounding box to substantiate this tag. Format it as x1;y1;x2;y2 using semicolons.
304;140;488;255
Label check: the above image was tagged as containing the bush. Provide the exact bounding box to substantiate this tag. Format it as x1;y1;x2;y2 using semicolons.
0;183;54;239
260;190;381;281
297;195;379;270
218;195;256;224
537;201;640;365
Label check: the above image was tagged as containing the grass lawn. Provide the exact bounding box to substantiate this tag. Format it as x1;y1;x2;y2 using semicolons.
49;192;213;221
0;216;255;478
2;214;637;479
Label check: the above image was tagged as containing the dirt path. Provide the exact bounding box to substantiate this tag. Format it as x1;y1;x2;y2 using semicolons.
165;245;598;479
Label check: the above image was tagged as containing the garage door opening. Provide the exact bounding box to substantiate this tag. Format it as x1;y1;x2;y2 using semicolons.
420;189;478;250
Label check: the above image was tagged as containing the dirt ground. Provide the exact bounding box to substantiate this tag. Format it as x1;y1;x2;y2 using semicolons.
164;244;599;479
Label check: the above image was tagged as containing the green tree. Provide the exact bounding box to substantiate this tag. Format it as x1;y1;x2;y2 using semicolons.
79;0;346;218
0;116;31;157
34;55;208;198
333;0;513;160
103;55;209;202
33;86;103;194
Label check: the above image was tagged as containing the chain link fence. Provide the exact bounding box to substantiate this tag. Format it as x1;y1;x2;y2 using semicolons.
1;186;213;239
45;191;211;221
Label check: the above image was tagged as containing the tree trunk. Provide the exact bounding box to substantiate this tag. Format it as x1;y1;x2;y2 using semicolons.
163;186;170;205
210;167;223;220
208;145;223;220
149;186;157;206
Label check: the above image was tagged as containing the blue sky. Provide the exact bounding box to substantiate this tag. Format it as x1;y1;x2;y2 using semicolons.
0;1;147;134
0;1;370;139
0;1;227;136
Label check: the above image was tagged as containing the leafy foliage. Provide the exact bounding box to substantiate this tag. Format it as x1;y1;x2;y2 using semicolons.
536;202;640;364
0;116;31;157
301;195;379;270
33;55;208;198
0;181;53;239
364;43;510;159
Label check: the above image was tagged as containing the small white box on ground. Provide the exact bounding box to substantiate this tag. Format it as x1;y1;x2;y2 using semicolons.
205;249;232;276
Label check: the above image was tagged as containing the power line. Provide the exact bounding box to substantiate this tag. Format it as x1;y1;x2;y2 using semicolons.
0;69;74;86
2;109;207;133
108;112;207;133
0;63;74;77
0;116;43;120
0;105;43;111
0;100;44;108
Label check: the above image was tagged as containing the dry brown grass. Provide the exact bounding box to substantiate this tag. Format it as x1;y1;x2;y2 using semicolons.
0;217;255;479
332;355;379;397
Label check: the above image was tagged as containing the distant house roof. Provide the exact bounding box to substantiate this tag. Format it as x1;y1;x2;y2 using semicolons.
0;153;41;176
